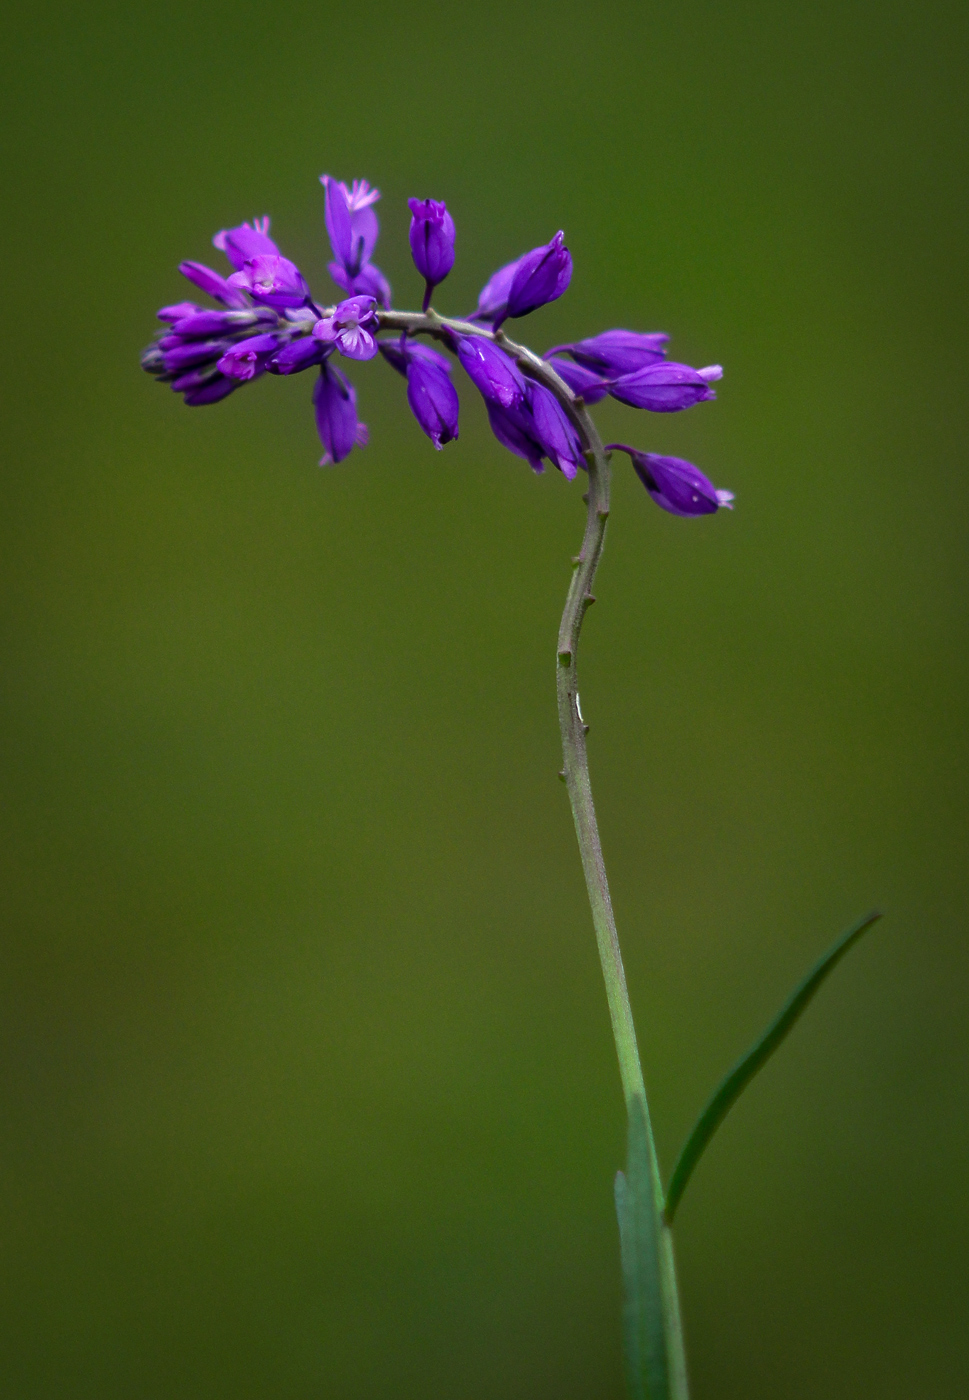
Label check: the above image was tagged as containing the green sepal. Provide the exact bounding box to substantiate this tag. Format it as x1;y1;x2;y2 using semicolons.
663;910;882;1224
615;1098;670;1400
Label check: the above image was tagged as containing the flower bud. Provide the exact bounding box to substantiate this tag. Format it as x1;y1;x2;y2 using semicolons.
526;383;583;479
313;362;368;465
607;445;733;516
216;333;284;382
407;198;456;308
178;261;249;309
545;329;668;378
407;356;459;450
608;363;722;412
269;337;329;376
456;336;526;409
546;356;609;404
503;232;572;323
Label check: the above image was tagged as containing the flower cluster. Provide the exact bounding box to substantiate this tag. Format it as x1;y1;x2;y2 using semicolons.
141;175;732;513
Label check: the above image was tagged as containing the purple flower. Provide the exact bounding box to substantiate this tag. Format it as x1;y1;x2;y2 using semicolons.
328;260;392;309
406;356;459;449
609;362;722;412
484;382;583;479
607;445;734;516
159;336;234;374
269;336;330;376
312;295;379;361
378;340;458;449
526;382;584;479
378;338;451;377
227;254;310;310
486;400;546;475
313;362;368;466
216;333;284;382
407;198;456;309
455;335;526;409
179;373;240;407
178;261;250;309
322;176;381;277
158;300;203;324
170;308;270;337
472;257;521;324
546;329;669;378
502;231;572;324
546;356;609;404
213;218;279;270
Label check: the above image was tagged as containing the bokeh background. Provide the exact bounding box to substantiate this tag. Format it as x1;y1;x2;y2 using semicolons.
1;1;967;1396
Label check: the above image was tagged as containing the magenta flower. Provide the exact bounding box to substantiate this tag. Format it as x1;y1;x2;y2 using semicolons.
607;445;733;516
546;329;669;378
609;362;722;412
408;198;456;310
312;295;379;361
313;362;368;466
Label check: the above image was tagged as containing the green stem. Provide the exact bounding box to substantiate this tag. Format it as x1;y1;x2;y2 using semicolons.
378;306;689;1400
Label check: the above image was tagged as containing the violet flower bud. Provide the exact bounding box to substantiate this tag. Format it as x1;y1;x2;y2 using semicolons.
526;383;583;480
171;308;269;337
455;335;526;409
607;445;734;516
160;337;234;375
546;356;609;404
158;301;201;324
182;375;239;407
485;400;546;475
212;218;279;270
313;362;368;466
328;261;392;310
227;254;310;310
472;257;522;324
321;176;381;277
312;295;379;361
378;339;451;378
407;198;456;310
545;329;669;378
502;232;572;324
268;337;330;376
609;362;722;412
216;333;284;382
178;261;250;309
406;356;459;450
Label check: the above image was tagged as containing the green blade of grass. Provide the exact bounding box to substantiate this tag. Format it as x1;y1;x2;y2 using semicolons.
615;1098;670;1400
663;910;882;1225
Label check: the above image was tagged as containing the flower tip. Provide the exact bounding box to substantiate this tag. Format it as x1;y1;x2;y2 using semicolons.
698;364;723;382
716;489;735;509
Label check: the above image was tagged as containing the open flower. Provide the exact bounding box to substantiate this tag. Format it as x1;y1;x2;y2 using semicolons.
227;254;310;310
312;295;379;361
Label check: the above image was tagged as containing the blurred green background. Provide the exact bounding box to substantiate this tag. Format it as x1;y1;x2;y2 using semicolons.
1;1;967;1395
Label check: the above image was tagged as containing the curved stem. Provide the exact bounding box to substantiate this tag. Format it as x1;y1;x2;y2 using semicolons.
378;305;689;1400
